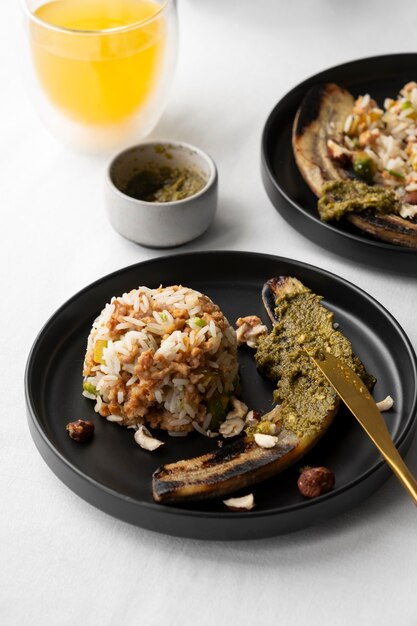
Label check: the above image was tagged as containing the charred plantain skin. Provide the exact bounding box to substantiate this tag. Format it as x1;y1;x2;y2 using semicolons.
153;410;298;503
293;83;417;248
153;409;336;504
293;83;354;196
348;212;417;248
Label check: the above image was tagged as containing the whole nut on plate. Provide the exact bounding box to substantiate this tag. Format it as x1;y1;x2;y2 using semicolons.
297;466;335;499
66;419;95;443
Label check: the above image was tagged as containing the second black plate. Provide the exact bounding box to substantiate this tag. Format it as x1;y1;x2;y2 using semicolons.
261;53;417;275
25;252;417;540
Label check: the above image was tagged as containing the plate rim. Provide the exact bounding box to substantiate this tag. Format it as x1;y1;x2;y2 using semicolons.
261;52;417;256
25;250;417;525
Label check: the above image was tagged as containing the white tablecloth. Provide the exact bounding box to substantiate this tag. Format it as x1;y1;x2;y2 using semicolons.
2;1;417;624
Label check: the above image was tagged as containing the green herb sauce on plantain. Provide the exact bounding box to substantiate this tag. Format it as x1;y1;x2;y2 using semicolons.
318;180;399;222
255;282;375;439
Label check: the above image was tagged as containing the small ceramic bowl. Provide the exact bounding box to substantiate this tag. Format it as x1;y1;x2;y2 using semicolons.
105;140;218;248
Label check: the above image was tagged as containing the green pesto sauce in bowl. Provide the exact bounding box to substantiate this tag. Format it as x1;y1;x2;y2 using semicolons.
124;166;206;203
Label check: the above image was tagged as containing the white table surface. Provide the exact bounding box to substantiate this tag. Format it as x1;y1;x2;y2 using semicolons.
2;1;417;624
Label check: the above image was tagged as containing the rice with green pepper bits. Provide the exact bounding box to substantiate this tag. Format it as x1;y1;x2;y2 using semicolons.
82;285;239;435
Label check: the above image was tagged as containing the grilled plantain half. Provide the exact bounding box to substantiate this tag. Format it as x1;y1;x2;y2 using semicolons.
293;83;417;248
152;276;375;504
293;83;354;196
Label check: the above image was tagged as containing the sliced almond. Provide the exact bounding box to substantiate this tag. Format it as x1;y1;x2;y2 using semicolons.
223;493;255;511
254;433;278;449
134;425;165;451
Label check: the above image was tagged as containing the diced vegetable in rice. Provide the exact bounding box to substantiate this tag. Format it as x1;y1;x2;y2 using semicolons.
339;82;417;219
83;285;239;435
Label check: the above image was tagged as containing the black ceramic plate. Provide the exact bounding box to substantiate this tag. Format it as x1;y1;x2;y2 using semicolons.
261;53;417;275
25;251;417;540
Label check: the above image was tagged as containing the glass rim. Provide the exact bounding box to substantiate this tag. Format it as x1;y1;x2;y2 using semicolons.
22;0;172;35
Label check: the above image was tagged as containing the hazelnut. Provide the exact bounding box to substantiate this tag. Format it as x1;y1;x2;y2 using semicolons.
297;466;335;499
66;419;95;443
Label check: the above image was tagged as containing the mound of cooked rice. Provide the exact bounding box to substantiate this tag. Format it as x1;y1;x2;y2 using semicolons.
82;285;239;436
340;82;417;219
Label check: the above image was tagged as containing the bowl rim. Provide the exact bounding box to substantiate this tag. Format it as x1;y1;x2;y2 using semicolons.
106;139;218;208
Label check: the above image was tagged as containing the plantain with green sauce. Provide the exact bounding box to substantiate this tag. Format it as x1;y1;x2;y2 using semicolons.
293;82;417;248
152;277;375;504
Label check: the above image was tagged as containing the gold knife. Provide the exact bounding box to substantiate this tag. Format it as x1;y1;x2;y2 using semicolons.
306;349;417;505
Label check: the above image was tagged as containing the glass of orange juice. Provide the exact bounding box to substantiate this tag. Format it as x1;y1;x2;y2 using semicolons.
22;0;177;152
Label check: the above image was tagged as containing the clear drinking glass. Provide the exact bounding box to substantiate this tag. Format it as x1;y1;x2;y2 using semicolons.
22;0;178;152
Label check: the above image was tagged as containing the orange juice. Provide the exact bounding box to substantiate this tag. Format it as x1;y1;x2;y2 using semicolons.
30;0;166;125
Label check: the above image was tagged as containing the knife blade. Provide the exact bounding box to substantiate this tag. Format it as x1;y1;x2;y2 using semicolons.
306;349;417;505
